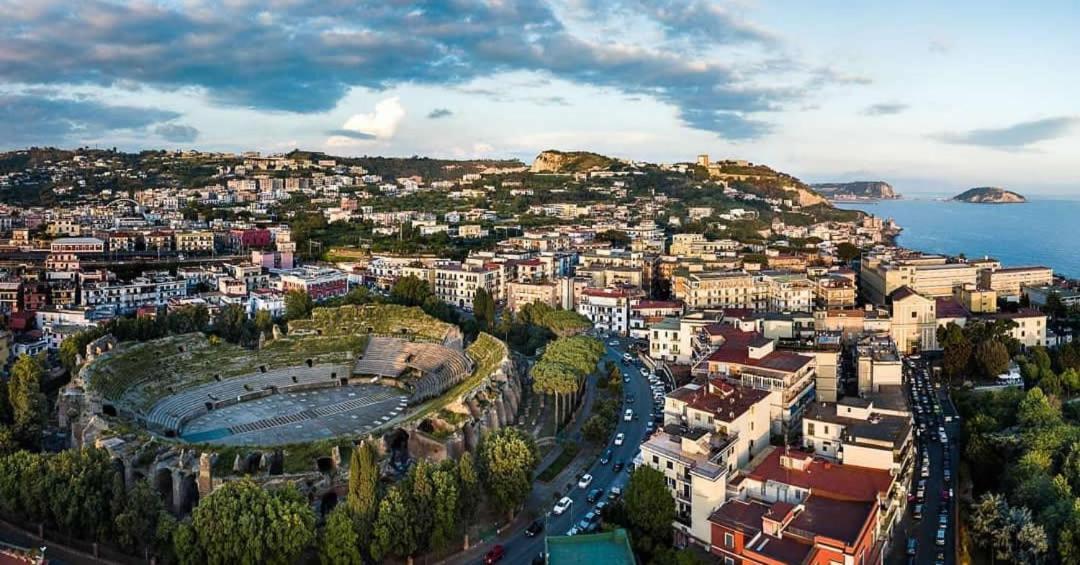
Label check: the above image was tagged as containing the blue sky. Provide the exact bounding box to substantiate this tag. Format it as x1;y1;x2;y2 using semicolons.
1;1;1078;195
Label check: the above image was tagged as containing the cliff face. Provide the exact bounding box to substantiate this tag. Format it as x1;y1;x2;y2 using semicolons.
811;181;898;199
952;187;1026;203
529;150;615;173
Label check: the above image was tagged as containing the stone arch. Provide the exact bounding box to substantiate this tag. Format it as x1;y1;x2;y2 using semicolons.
102;404;117;417
384;428;411;472
316;456;334;473
154;469;174;510
178;474;199;514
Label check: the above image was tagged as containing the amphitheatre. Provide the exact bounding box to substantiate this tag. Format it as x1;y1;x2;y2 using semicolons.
73;304;520;459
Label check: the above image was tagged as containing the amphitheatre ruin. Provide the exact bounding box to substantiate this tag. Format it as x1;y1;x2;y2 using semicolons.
60;304;523;514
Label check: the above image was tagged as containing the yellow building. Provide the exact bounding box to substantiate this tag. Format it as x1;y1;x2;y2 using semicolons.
889;287;937;353
860;254;977;304
978;266;1053;298
953;283;997;313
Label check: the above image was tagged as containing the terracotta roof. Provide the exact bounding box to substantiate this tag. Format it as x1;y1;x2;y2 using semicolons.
889;286;919;302
632;300;683;310
708;498;770;535
789;496;875;547
668;380;771;423
744;448;893;502
935;297;969;320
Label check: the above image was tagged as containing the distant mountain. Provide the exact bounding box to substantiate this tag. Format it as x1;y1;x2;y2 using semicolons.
811;181;899;200
952;187;1026;204
529;150;616;173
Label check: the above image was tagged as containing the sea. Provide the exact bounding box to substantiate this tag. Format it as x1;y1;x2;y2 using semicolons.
834;195;1080;278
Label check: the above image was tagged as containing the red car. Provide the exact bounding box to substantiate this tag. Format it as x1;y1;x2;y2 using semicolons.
485;545;506;564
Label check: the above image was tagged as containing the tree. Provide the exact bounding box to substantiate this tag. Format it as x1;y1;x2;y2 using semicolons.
390;275;431;307
939;323;973;381
476;428;539;519
406;459;436;552
115;479;168;556
253;310;274;337
624;466;676;544
472;287;496;333
371;486;417;561
9;354;46;449
457;452;480;523
188;479;315;565
347;441;380;547
284;290;314;321
430;468;460;552
319;505;361;565
1018;387;1060;429
975;339;1010;378
595;229;631;248
836;241;861;263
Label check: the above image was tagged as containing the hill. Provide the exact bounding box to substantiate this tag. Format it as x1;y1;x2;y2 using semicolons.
529;150;617;173
811;181;898;200
952;187;1026;204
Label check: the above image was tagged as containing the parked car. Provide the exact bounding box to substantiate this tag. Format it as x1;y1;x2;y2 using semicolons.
907;538;918;556
587;488;603;503
624;409;633;422
578;474;593;489
614;433;626;446
613;461;625;473
524;519;544;537
485;544;505;564
553;497;573;515
608;486;623;501
936;528;946;546
600;450;612;465
914;504;923;520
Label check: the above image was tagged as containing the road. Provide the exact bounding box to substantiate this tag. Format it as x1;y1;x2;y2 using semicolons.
493;334;657;565
898;358;960;565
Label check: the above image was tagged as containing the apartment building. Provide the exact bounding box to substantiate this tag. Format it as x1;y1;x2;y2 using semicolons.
717;447;903;565
978;265;1053;298
696;326;817;435
814;275;857;308
889;287;938;353
860;254;977;304
403;262;504;310
175;231;215;253
641;379;774;546
761;273;814;312
629;300;685;340
82;272;187;314
813;307;892;341
856;336;903;394
277;267;348;301
576;287;640;336
953;283;997;313
673;271;766;310
802;392;913;474
986;308;1048;349
669;234;739;258
50;237;105;254
506;280;559;311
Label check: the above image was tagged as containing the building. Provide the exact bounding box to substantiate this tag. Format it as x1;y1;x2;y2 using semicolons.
978;265;1053;299
277;267;348;301
403;261;504;310
81;272;187;314
986;308;1048;349
629;300;685;340
888;287;937;353
802;392;913;473
1025;285;1080;309
576;288;637;336
49;237;105;254
673;271;766;310
695;326;817;435
860;254;977;304
546;529;635;565
506;280;560;312
761;273;814;312
855;336;902;394
814;275;857;308
952;283;996;313
641;379;774;546
175;231;215;253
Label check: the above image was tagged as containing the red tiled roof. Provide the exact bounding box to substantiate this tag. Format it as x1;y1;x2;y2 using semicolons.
632;300;683;310
935;297;969;320
789;496;875;547
744;448;893;502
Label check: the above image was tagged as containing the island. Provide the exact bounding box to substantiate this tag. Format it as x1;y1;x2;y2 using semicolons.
811;181;899;201
951;186;1027;204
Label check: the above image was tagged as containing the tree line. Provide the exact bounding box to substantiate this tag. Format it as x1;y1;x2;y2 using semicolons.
531;335;605;432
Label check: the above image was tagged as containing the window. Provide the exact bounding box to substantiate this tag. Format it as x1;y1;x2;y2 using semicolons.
667;461;674;470
724;532;734;548
807;422;815;436
911;311;917;318
653;455;660;465
724;557;735;565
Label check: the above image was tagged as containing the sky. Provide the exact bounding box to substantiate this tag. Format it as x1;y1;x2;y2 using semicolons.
1;0;1078;195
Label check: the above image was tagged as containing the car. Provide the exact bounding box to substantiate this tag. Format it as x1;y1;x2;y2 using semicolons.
939;514;948;527
577;511;598;531
624;409;633;422
623;374;630;383
553;497;573;515
622;353;633;362
916;487;925;501
944;470;951;482
524;519;544;537
587;488;603;503
921;466;929;478
608;340;619;346
614;432;626;446
936;527;946;546
914;504;923;520
907;538;918;556
578;474;593;489
565;526;579;536
613;461;625;472
600;450;612;465
485;544;505;564
608;486;623;501
646;421;656;433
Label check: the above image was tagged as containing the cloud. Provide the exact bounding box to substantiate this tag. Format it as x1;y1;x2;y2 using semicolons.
338;98;406;139
0;93;180;147
935;117;1078;150
427;108;453;119
154;123;199;142
929;39;952;54
0;0;851;141
324;129;375;140
863;103;908;116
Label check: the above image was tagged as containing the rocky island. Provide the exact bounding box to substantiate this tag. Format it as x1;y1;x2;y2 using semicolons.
951;186;1027;203
811;181;899;200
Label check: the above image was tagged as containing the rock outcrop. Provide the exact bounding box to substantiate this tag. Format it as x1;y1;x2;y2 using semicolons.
530;150;616;173
952;187;1026;203
811;181;899;200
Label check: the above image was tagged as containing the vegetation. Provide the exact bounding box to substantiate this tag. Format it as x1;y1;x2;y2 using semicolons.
476;427;539;519
531;335;605;431
938;320;1019;382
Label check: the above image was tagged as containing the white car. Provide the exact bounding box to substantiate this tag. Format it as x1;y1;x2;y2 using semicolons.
614;432;625;446
624;409;633;422
608;340;619;346
578;474;594;489
553;496;573;515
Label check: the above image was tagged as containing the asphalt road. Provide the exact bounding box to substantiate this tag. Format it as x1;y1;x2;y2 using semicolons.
494;335;657;565
900;358;960;565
